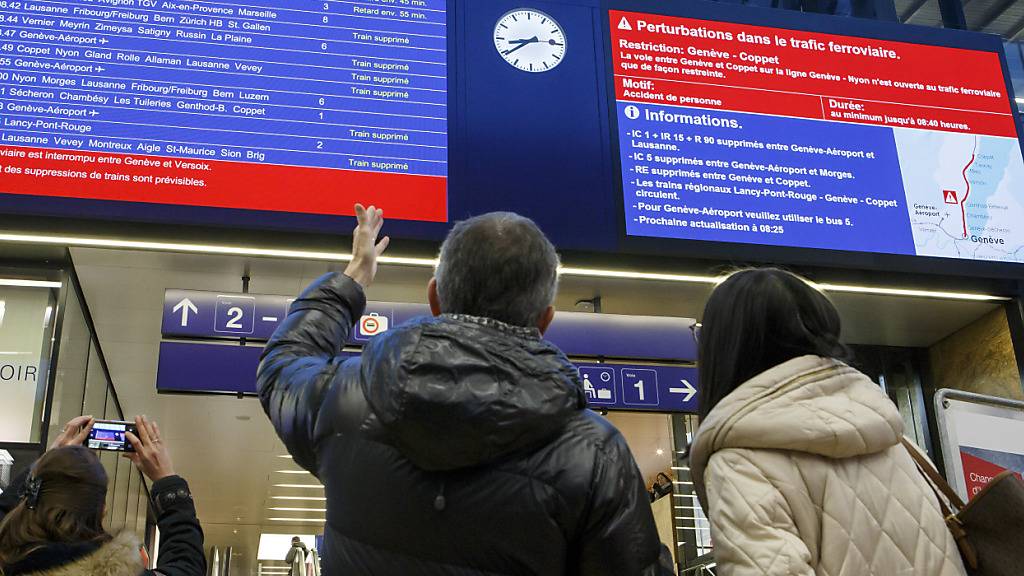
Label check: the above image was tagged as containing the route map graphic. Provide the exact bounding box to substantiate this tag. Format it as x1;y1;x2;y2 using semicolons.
897;130;1024;262
611;10;1024;264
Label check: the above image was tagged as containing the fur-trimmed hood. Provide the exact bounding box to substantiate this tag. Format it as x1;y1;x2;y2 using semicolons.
7;532;143;576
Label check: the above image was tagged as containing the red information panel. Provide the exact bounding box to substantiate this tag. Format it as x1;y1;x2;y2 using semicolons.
610;10;1016;136
0;148;446;222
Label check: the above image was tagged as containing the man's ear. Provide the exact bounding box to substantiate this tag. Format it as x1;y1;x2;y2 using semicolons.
537;305;555;335
428;278;442;317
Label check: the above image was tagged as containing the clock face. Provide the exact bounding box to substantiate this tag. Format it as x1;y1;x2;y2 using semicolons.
493;9;566;73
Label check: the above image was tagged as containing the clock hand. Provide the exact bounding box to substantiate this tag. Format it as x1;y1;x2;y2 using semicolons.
503;40;537;56
508;36;540;45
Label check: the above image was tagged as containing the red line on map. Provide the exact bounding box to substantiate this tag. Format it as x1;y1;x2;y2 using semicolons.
959;141;978;238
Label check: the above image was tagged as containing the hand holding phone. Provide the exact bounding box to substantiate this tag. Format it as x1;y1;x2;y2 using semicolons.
51;415;95;451
124;416;175;482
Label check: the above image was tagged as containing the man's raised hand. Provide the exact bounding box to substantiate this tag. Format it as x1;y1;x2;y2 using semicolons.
344;203;390;288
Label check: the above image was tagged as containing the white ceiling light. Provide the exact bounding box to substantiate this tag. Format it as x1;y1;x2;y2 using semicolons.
1016;97;1024;104
275;470;310;475
815;282;1008;302
272;496;327;501
0;278;62;288
273;484;322;489
269;507;327;512
0;232;352;261
0;232;1010;302
558;266;718;284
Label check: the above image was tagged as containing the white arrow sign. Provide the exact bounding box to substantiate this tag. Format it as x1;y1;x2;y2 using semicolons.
669;379;697;402
172;298;198;327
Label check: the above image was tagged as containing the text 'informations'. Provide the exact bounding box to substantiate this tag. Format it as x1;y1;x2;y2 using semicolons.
612;10;1024;263
0;1;447;221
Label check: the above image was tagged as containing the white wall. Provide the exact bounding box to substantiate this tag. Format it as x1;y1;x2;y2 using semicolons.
0;286;53;443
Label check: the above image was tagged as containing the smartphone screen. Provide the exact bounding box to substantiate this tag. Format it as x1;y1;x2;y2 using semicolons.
85;420;137;452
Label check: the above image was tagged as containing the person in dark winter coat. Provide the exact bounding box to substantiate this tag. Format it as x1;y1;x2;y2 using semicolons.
0;416;205;576
258;205;673;576
286;537;309;576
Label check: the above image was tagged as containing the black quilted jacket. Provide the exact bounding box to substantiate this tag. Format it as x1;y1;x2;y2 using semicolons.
257;272;673;576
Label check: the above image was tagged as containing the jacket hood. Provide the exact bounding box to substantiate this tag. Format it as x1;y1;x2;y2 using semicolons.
6;532;142;576
360;315;587;471
689;356;903;505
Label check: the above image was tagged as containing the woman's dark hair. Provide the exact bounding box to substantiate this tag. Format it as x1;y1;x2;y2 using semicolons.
0;446;110;567
697;268;851;420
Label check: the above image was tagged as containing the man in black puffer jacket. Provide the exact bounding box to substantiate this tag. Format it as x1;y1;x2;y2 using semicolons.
258;205;673;576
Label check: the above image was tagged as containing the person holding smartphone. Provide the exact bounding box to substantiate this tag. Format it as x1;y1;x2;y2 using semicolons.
0;415;206;576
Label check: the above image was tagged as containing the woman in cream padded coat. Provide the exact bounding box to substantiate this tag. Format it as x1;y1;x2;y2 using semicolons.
688;269;967;576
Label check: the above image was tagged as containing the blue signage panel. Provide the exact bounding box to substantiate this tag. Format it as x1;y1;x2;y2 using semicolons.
157;342;264;395
162;289;292;341
157;340;698;413
162;289;698;361
577;362;698;413
156;341;358;395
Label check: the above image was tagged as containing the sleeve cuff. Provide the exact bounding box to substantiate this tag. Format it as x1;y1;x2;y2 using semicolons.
294;272;368;319
151;475;193;513
151;475;189;494
333;273;368;315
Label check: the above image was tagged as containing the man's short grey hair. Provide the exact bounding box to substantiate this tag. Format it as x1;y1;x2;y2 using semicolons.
435;212;560;327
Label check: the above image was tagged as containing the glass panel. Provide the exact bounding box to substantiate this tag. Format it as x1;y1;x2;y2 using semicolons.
1004;42;1024;102
48;285;89;443
82;345;108;424
100;380;118;531
0;285;58;443
125;463;140;536
136;486;150;541
604;412;678;565
111;453;132;532
673;414;713;569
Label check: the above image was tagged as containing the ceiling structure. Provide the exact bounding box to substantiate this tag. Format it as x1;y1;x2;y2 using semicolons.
67;245;1006;574
896;0;1024;38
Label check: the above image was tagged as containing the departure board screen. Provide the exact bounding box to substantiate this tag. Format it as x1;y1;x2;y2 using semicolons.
611;10;1024;264
0;1;446;222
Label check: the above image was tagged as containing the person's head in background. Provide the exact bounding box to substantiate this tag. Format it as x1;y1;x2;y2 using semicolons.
697;268;851;420
0;446;108;566
292;537;302;545
430;212;560;333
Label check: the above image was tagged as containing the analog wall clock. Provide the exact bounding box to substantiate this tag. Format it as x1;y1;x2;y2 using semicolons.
493;9;567;73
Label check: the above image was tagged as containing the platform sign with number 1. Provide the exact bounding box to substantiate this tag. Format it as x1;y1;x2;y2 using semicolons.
621;368;659;407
